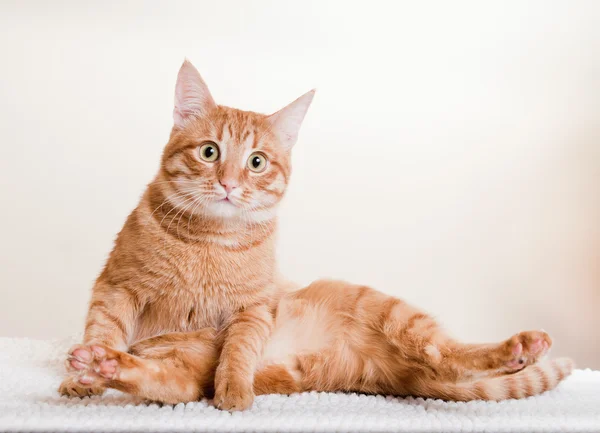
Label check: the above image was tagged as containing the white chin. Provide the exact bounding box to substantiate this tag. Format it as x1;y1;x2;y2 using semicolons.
205;200;242;219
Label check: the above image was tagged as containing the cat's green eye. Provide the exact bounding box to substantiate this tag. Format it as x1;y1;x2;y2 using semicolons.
199;142;220;162
247;152;268;173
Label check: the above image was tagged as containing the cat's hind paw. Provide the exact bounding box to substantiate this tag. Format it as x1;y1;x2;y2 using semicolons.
504;330;551;371
67;344;121;387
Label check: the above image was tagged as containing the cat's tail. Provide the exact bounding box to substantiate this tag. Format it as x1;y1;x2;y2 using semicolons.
420;357;575;401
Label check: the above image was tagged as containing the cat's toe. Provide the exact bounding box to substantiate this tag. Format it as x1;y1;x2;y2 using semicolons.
97;359;119;379
68;359;88;371
504;331;552;371
72;347;93;362
90;345;107;358
527;338;549;356
66;345;94;373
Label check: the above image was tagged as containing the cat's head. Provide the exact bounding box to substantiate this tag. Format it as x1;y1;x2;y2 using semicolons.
158;60;314;223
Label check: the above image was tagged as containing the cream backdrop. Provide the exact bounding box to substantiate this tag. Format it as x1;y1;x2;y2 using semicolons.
1;1;599;368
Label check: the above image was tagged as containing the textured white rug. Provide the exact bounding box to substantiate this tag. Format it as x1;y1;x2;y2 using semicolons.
1;336;599;433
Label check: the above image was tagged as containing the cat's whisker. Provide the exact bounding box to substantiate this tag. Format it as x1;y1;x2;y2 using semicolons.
164;193;200;244
161;194;200;251
145;189;198;227
177;193;216;240
150;180;207;187
176;195;204;241
158;192;198;239
187;196;206;235
187;194;217;234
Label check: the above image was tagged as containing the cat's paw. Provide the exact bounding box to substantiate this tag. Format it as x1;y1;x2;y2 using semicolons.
66;344;120;387
214;373;255;411
58;375;105;397
504;330;552;371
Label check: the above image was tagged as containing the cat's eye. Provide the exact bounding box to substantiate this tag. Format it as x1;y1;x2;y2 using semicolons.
198;142;220;162
247;152;268;173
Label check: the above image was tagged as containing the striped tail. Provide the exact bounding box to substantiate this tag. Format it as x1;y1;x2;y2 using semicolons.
422;357;575;401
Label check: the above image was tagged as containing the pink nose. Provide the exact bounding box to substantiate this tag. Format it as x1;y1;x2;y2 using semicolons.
220;179;239;194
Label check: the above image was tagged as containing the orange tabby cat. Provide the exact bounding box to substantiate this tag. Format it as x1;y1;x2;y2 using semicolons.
59;59;312;410
62;60;574;409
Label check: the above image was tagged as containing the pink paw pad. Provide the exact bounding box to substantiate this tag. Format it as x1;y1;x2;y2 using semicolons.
512;343;523;357
506;358;525;369
96;359;119;378
505;342;526;370
72;348;92;362
70;359;87;370
529;339;544;355
528;339;549;356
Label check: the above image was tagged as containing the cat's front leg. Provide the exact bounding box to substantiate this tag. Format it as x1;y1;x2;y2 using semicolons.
59;284;141;397
214;304;274;411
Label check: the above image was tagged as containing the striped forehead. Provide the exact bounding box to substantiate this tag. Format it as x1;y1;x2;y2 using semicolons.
215;113;261;163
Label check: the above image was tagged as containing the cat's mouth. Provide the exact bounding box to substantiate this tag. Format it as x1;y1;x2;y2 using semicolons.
207;195;245;218
218;196;239;207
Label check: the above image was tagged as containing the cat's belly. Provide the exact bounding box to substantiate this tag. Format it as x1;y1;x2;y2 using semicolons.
258;284;384;392
259;295;335;367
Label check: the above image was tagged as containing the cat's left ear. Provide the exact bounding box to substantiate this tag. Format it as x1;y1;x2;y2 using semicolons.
267;90;315;150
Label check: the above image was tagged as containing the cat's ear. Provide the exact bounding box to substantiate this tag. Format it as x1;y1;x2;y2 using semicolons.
173;59;217;128
267;90;315;149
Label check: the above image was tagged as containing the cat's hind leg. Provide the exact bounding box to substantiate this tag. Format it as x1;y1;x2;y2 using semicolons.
378;300;569;400
69;330;303;404
378;297;551;379
67;329;219;404
442;330;552;379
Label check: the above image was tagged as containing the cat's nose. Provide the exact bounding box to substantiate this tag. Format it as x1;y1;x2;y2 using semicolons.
220;178;239;194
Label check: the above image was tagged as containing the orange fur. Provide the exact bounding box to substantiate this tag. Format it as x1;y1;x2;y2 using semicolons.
61;61;574;409
69;280;573;405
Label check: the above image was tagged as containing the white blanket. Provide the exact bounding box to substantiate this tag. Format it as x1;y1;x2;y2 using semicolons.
1;336;599;433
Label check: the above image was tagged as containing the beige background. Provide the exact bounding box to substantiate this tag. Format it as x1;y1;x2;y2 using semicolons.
0;1;598;368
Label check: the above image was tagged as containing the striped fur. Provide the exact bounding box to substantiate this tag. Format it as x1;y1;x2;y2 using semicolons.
67;280;574;405
417;358;575;401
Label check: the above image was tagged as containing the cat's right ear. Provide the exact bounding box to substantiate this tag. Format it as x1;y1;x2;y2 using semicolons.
173;59;217;128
